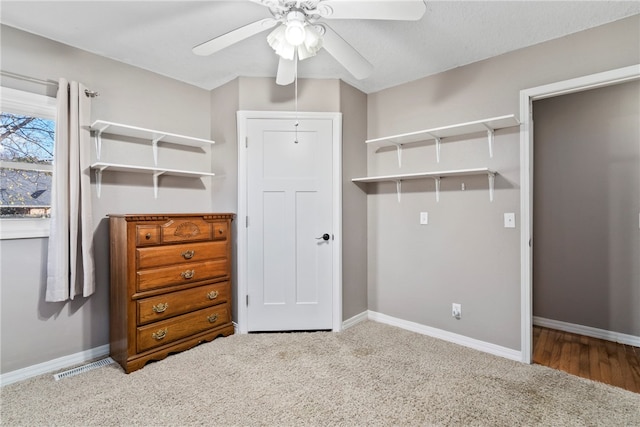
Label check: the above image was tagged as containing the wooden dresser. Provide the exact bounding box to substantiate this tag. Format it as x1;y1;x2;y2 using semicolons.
108;213;234;373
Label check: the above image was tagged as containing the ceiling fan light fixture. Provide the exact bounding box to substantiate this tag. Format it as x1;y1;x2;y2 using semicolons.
304;24;322;48
268;15;323;61
267;24;295;60
297;24;323;60
285;20;306;46
267;25;284;47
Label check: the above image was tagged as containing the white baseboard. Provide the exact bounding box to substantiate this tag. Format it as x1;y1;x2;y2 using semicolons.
533;316;640;347
368;311;522;362
1;344;110;387
342;311;369;330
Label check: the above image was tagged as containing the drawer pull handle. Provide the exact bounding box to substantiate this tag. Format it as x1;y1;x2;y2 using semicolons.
145;233;151;240
181;250;195;260
207;290;219;300
207;314;219;323
218;229;224;235
152;328;168;340
181;270;195;279
152;303;169;313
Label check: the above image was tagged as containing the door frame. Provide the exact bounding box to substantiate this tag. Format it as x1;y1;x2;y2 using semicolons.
236;110;343;334
519;64;640;363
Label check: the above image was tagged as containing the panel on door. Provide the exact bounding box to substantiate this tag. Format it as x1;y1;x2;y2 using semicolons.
247;118;333;331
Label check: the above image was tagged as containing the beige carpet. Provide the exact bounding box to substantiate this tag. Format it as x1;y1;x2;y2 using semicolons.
2;321;639;426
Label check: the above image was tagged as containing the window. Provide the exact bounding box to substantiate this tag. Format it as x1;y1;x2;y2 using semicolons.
0;87;56;239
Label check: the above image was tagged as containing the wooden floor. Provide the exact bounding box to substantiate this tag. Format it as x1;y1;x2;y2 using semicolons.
533;326;640;393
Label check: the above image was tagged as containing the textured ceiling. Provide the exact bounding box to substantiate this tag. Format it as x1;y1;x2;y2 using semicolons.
1;1;639;94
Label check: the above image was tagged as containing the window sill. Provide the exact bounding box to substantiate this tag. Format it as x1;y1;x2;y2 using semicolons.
0;218;50;240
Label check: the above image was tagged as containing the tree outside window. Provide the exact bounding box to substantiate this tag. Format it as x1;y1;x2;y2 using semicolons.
1;96;55;218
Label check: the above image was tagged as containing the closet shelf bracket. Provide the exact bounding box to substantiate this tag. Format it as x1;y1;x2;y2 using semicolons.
152;171;166;199
488;171;495;202
151;135;165;166
393;177;441;203
94;164;109;199
481;124;495;158
395;180;402;203
391;143;403;168
427;134;442;163
93;123;110;161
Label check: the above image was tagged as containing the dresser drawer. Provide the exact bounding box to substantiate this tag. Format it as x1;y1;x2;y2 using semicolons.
137;241;227;269
136;225;160;246
212;221;228;240
137;281;230;325
137;305;230;353
136;259;229;292
160;217;215;244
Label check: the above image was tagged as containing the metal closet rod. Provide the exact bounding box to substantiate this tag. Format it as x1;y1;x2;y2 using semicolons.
0;70;99;97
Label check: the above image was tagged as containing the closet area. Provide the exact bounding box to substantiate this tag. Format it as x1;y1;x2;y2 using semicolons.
531;79;640;393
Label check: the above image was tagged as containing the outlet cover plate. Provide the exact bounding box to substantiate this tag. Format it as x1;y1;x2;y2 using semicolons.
452;303;461;319
504;213;516;228
420;212;428;225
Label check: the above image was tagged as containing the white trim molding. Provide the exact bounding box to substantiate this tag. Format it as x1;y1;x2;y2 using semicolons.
533;317;640;348
0;344;110;387
0;217;50;239
368;311;522;362
342;311;369;330
519;64;640;365
0;86;56;119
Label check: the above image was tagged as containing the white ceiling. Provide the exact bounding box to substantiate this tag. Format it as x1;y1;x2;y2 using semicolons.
1;1;638;94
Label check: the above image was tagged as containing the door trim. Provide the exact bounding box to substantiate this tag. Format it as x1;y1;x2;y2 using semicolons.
519;64;640;363
236;110;343;334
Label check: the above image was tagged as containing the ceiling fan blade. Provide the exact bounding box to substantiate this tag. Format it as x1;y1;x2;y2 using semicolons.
318;0;426;20
276;57;296;86
320;24;373;80
193;18;278;56
250;0;288;13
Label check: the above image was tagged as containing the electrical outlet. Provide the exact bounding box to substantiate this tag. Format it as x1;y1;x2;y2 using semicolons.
452;303;461;319
504;213;516;228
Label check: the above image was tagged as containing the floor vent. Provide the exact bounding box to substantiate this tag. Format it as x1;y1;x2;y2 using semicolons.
53;357;115;381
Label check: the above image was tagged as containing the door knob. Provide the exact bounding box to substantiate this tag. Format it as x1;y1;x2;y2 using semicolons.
316;233;330;241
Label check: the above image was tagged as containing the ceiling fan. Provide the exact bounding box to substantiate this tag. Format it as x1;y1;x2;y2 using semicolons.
192;0;426;85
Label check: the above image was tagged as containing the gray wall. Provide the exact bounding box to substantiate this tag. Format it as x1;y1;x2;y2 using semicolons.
339;81;368;320
533;80;640;336
366;15;639;350
0;25;213;373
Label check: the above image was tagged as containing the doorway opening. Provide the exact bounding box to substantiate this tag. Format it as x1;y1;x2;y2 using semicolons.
519;64;640;367
529;79;640;392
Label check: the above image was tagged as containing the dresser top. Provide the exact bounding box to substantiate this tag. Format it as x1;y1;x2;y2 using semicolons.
109;213;235;221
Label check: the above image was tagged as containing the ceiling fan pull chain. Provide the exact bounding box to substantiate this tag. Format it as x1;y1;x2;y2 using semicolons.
294;53;299;144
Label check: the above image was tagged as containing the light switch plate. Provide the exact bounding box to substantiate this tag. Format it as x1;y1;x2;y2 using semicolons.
420;212;428;225
504;213;516;228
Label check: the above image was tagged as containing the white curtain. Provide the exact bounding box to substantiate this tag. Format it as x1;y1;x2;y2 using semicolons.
45;79;95;302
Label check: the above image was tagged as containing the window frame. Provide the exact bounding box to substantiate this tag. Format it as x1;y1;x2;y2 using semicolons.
0;87;57;240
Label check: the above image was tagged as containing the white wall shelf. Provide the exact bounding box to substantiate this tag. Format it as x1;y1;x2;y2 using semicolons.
366;114;519;167
91;120;215;164
91;162;215;199
352;168;496;202
89;120;215;198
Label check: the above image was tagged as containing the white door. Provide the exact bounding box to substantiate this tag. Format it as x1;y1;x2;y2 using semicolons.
245;116;335;331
